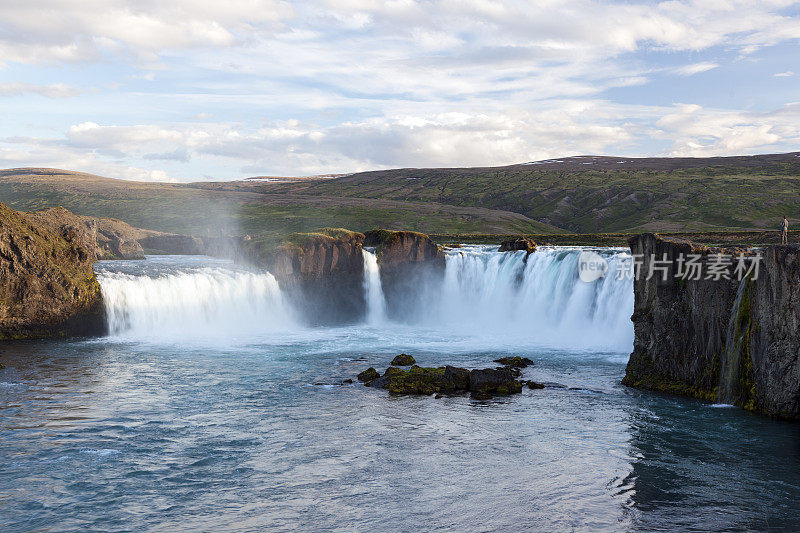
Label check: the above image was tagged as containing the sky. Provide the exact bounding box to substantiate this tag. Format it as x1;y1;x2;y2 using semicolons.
1;0;799;182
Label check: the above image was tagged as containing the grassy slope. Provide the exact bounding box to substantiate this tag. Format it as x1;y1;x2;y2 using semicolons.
254;153;800;233
0;169;559;236
3;152;800;238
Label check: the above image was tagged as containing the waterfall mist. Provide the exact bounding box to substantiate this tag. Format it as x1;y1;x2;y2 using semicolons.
99;263;294;343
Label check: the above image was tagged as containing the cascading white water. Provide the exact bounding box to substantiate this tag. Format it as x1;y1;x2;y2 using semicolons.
95;247;634;352
433;246;634;352
362;249;387;324
98;266;294;342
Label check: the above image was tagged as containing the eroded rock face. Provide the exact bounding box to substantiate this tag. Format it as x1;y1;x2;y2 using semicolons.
94;217;146;259
243;229;367;325
364;229;445;266
138;234;205;255
363;229;446;320
623;233;800;419
0;204;106;340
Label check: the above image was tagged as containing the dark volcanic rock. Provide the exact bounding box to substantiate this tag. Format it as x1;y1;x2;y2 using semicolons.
469;367;523;394
363;229;446;320
0;204;106;340
364;229;445;266
243;229;367;325
526;381;545;389
391;353;416;366
444;365;470;390
498;237;536;253
360;360;524;398
494;356;534;368
623;233;800;419
357;367;380;383
362;363;473;395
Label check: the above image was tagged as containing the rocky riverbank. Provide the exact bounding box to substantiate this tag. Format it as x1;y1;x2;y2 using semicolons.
622;233;800;420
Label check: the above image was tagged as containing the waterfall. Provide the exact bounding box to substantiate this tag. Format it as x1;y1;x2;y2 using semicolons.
718;276;751;404
94;246;634;352
433;246;634;351
97;267;294;341
362;248;387;324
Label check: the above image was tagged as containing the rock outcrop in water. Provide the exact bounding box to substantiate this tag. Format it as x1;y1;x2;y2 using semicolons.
243;229;367;324
359;355;528;398
0;204;106;340
623;233;800;419
363;229;445;320
498;237;536;253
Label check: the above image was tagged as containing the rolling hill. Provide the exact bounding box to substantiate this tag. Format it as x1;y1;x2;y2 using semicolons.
245;152;800;233
0;168;559;236
2;152;800;237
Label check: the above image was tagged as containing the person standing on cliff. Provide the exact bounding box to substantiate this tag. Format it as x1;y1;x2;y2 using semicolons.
782;216;789;244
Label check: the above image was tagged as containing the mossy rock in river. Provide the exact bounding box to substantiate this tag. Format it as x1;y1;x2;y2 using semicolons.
364;364;473;395
357;367;380;382
360;362;521;398
469;368;523;394
494;356;534;368
391;353;416;366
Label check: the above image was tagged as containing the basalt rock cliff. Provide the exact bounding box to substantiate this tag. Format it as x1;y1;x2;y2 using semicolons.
242;229;367;325
623;233;800;419
363;229;446;320
0;204;106;340
242;228;447;324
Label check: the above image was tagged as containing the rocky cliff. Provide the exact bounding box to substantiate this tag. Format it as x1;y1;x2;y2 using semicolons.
0;204;106;340
363;229;446;320
623;233;800;419
243;229;367;325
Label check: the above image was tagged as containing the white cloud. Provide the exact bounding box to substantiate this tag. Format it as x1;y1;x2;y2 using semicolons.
674;62;720;76
0;1;799;179
0;142;176;182
656;102;800;157
774;70;795;77
0;0;294;66
0;82;84;98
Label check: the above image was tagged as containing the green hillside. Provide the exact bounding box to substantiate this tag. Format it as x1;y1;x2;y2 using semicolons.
249;153;800;233
0;168;558;236
2;153;800;237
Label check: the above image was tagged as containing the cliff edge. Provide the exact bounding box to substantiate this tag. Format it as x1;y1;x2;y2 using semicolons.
363;229;446;320
0;204;106;340
623;233;800;419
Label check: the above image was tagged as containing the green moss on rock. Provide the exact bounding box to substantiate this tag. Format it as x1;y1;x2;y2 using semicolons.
390;353;416;366
622;351;717;402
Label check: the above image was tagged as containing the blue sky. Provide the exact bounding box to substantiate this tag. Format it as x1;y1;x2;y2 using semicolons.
1;0;799;182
